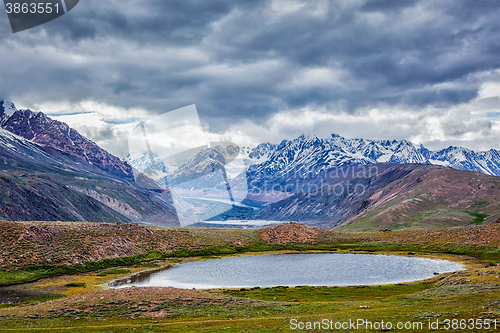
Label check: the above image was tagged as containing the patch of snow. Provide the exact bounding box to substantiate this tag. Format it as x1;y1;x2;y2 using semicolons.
429;159;450;166
2;100;17;116
376;154;392;163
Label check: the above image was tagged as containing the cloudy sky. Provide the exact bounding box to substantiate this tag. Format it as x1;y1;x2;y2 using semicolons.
1;0;500;157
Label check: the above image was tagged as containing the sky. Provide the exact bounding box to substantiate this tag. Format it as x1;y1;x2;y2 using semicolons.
1;0;500;157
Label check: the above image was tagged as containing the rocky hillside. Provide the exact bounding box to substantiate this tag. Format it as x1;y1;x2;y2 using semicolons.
0;220;261;270
0;128;178;225
250;163;433;227
339;166;500;232
0;101;133;181
1;220;499;274
243;163;500;230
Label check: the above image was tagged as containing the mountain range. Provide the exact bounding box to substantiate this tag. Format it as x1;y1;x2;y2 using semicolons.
0;101;133;181
2;99;500;231
0;100;178;226
237;135;500;228
246;133;500;181
127;131;500;195
123;127;500;229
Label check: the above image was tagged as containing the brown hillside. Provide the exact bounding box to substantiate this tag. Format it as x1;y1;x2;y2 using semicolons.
0;221;259;271
1;220;500;276
0;221;500;271
258;222;323;244
339;167;500;232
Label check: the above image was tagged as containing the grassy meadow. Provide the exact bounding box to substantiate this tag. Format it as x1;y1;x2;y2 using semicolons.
0;221;498;332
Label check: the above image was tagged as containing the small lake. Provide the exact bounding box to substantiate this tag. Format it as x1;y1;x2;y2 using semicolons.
109;253;464;289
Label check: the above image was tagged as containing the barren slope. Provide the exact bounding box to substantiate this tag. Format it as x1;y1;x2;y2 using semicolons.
339;167;500;232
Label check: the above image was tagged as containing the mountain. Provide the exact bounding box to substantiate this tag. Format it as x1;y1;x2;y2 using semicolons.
338;166;500;232
240;142;278;163
246;134;500;185
246;163;431;227
4;99;498;230
0;116;178;226
0;101;133;181
243;163;500;230
239;134;500;229
127;133;500;188
123;132;500;229
0;100;17;124
125;142;275;188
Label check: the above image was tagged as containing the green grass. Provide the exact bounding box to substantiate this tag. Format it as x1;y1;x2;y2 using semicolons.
96;269;131;276
472;199;490;207
0;252;165;286
220;284;434;302
2;241;500;287
64;282;86;288
1;282;499;332
0;295;64;309
464;211;489;225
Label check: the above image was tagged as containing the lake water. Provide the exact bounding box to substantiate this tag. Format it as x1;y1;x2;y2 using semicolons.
109;253;464;289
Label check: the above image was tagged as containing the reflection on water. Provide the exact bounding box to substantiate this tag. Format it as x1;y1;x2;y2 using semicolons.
108;265;173;287
109;253;465;289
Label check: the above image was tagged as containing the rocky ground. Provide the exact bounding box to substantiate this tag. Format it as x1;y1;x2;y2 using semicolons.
0;286;271;320
1;221;500;272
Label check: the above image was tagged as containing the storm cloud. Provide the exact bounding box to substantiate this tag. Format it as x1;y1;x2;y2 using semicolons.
1;0;500;154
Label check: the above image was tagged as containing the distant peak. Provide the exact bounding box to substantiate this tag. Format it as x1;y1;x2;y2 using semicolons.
0;100;18;117
297;133;319;141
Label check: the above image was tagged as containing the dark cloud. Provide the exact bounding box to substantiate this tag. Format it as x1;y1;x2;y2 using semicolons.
1;0;500;133
39;0;239;44
361;0;420;12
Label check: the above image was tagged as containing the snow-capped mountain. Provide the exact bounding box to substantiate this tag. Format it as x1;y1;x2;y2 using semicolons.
125;143;242;189
0;100;134;181
125;131;500;197
123;152;170;186
0;100;17;123
248;134;500;184
240;142;278;163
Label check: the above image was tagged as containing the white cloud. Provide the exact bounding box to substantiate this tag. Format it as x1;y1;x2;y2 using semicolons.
202;79;500;152
48;73;500;156
269;0;330;19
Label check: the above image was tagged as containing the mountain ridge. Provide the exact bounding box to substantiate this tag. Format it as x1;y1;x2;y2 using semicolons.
0;123;178;225
0;101;134;181
245;133;500;187
338;165;500;232
2;99;500;231
125;132;500;192
243;163;500;230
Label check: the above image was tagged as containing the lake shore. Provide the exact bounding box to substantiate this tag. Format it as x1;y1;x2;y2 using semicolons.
0;250;498;332
1;221;500;287
0;221;499;332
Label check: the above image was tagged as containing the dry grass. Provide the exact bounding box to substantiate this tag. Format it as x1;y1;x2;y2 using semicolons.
1;220;500;271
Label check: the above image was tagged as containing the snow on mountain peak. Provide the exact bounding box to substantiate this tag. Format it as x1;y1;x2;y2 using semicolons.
0;100;18;122
246;133;500;178
2;101;17;116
